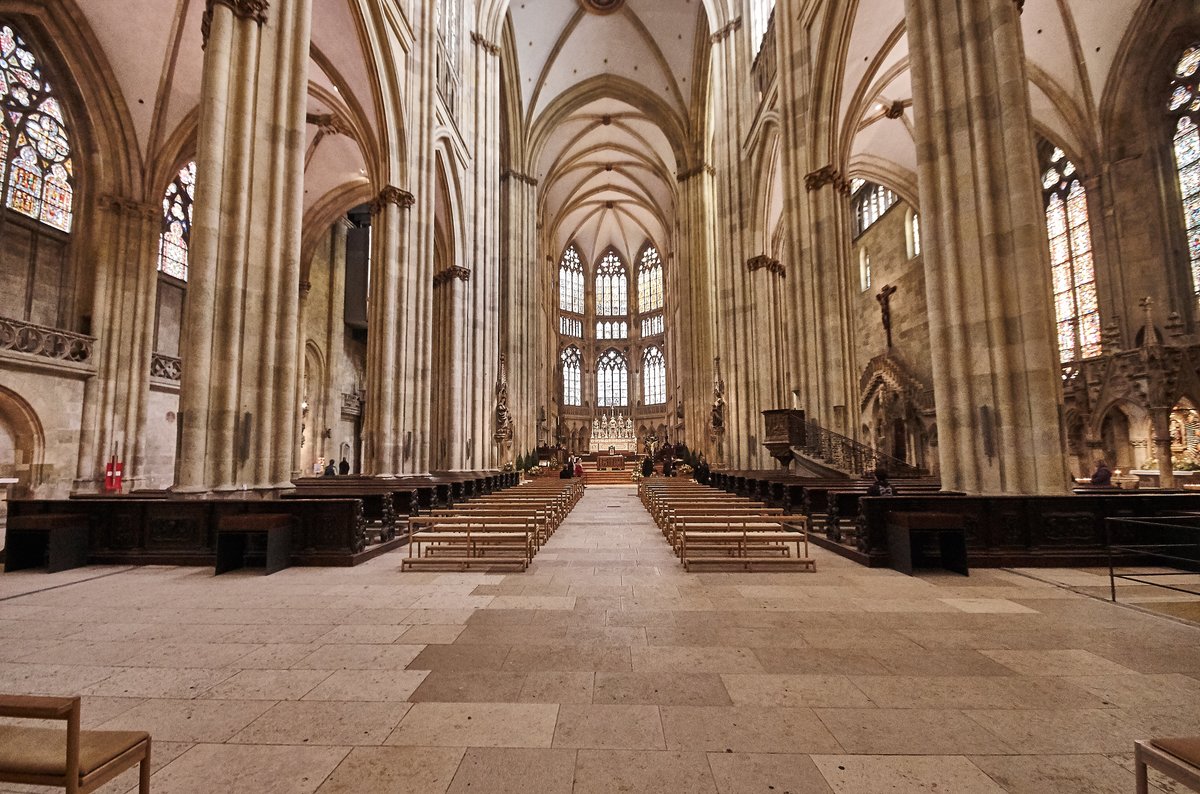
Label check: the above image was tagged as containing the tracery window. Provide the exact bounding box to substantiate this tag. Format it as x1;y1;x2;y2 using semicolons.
911;213;921;258
596;349;628;407
0;24;74;232
641;314;663;337
637;245;663;313
852;182;897;237
749;0;775;59
596;320;627;340
1170;44;1200;298
595;250;627;317
643;346;665;406
158;161;195;281
559;245;584;314
561;346;582;407
1041;146;1100;362
560;316;582;337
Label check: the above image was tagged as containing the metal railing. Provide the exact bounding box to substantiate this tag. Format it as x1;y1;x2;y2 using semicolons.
799;418;922;478
1106;515;1200;602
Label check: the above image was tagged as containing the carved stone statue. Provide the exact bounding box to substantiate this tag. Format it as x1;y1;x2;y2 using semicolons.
494;354;513;443
711;359;726;434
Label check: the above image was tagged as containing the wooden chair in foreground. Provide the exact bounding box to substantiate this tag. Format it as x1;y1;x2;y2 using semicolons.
0;695;151;793
1136;737;1200;793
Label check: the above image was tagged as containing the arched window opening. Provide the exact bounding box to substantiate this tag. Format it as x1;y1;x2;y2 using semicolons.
1041;145;1100;362
643;346;666;406
0;24;75;232
859;249;871;292
561;346;581;407
637;244;663;313
1170;44;1200;298
158;161;196;281
558;245;583;314
560;316;582;337
852;182;898;237
641;314;663;337
596;349;628;407
911;213;921;258
596;320;628;341
749;0;775;59
596;250;627;317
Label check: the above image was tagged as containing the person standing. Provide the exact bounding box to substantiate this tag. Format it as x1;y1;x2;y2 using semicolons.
338;457;350;475
574;458;584;479
323;460;337;477
866;468;894;497
641;456;654;478
1090;460;1113;486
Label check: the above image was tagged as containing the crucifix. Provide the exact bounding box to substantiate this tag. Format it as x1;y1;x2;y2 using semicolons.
876;284;898;349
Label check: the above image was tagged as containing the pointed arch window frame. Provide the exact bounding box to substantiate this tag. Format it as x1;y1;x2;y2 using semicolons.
595;248;628;318
596;348;629;407
558;243;584;315
643;345;666;406
158;160;196;282
0;23;76;234
636;242;664;315
561;345;582;407
1169;43;1200;300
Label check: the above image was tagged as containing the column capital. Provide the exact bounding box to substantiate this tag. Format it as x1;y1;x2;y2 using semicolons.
433;266;472;287
471;31;501;57
202;0;269;47
746;255;785;278
710;16;742;44
98;194;159;222
370;186;415;214
500;168;539;187
676;163;715;182
804;165;852;195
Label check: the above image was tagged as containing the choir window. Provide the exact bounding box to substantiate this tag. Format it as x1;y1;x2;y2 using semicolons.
558;245;584;313
1170;44;1200;298
643;346;666;405
595;250;628;317
641;314;663;337
1041;145;1100;362
158;161;196;281
852;182;898;237
596;349;628;407
561;345;582;407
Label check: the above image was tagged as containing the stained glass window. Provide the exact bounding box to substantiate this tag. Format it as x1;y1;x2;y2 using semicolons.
559;245;584;314
852;182;897;237
1170;44;1200;298
637;244;664;313
158;161;196;281
643;346;666;406
597;349;628;407
559;316;582;337
1041;145;1100;362
596;320;627;340
0;24;74;232
641;314;663;337
561;346;582;407
596;250;628;317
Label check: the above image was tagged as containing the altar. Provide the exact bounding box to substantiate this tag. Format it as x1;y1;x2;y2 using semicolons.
589;411;635;453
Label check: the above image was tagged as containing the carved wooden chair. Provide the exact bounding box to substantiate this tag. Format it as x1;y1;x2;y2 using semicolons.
0;694;151;793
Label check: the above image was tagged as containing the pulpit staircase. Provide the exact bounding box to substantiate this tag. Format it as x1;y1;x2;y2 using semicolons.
762;409;925;479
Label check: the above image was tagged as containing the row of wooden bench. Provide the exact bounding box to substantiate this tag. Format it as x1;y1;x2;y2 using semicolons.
400;479;585;572
638;480;815;572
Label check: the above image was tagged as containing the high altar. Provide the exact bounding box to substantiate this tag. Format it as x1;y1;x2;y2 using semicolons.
589;411;635;452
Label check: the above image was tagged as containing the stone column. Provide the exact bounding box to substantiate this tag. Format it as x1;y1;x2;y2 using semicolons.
361;187;414;477
1150;407;1175;489
501;172;540;457
175;0;312;493
674;168;716;456
905;0;1069;493
75;196;160;492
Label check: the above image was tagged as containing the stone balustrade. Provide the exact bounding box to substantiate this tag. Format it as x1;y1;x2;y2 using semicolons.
0;316;93;364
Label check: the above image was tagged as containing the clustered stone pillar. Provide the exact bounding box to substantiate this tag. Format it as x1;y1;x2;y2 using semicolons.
175;0;312;493
362;187;416;477
75;197;160;491
674;167;717;458
501;170;541;453
905;0;1069;493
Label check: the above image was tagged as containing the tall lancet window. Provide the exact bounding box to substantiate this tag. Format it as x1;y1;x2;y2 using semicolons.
643;346;666;406
435;0;461;106
559;245;584;313
596;250;628;317
749;0;775;58
596;349;628;407
1041;145;1100;362
637;244;663;314
0;24;75;232
158;161;196;281
1170;44;1200;298
561;346;582;407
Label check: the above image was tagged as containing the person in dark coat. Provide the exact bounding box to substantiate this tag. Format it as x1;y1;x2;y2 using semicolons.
641;457;654;478
323;460;337;477
1090;460;1113;486
559;462;573;479
694;455;710;485
866;468;894;497
338;457;350;475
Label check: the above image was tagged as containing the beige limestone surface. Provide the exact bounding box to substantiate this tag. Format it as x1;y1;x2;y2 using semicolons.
1;485;1198;792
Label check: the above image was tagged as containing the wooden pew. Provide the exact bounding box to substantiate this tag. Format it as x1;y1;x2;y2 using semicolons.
678;517;814;572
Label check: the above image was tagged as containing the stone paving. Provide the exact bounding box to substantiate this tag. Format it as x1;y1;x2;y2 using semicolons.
2;484;1200;792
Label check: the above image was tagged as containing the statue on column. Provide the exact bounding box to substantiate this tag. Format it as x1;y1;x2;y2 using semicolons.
494;354;513;444
710;358;726;435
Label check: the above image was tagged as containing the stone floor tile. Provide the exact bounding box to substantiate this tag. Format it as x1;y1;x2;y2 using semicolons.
592;672;733;706
293;643;425;670
95;698;274;743
849;674;1107;709
552;704;665;749
721;674;873;708
396;624;465;644
630;645;762;673
815;708;1013;755
969;754;1150;794
751;647;890;675
82;667;235;699
659;706;842;753
315;746;465;794
386;702;559;748
230;700;410;745
572;749;718;794
868;649;1016;676
316;625;408;644
503;643;632;672
707;752;835;794
199;669;333;700
301;669;429;701
940;598;1040;614
811;755;1007;793
519;671;596;703
980;649;1138;676
142;743;349;794
445;747;576;794
964;708;1145;754
407;643;513;671
230;643;323;669
407;670;528;702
